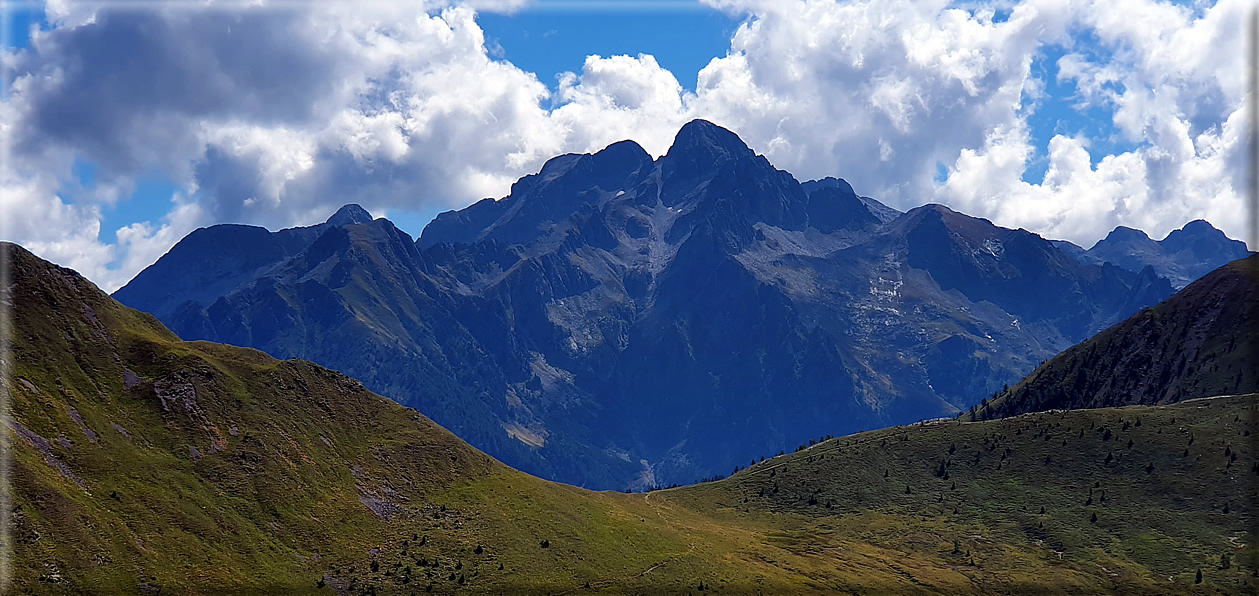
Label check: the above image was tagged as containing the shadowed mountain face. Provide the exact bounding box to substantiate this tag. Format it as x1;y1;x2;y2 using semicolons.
1057;220;1252;289
971;255;1259;420
114;120;1173;489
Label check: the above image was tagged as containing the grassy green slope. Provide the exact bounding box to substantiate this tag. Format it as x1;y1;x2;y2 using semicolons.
669;395;1258;593
9;242;1257;594
7;243;702;593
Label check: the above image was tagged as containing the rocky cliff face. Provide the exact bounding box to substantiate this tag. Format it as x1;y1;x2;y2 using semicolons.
115;120;1175;489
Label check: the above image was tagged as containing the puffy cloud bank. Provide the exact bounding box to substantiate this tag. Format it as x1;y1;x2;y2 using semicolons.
2;0;1249;291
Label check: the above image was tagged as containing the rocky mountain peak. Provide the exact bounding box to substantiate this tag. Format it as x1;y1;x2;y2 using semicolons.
663;119;756;172
592;139;652;169
805;176;857;196
326;203;374;226
1096;225;1153;246
1161;219;1245;256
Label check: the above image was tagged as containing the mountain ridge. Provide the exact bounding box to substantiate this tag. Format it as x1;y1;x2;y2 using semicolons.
1068;219;1252;289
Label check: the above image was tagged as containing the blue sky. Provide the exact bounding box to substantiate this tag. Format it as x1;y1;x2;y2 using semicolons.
1022;41;1136;183
1;0;1248;290
2;2;40;48
479;4;742;93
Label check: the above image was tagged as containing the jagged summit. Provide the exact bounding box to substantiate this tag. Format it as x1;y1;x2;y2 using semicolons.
1177;219;1216;233
663;119;755;170
798;176;881;232
326;203;374;226
802;177;902;224
594;138;652;165
419;121;770;249
1161;218;1244;255
805;176;857;196
894;202;977;232
1093;225;1153;248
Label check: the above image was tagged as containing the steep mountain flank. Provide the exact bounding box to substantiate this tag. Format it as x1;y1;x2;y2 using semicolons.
972;255;1259;419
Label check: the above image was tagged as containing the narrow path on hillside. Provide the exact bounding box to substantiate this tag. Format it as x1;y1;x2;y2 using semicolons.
553;490;698;595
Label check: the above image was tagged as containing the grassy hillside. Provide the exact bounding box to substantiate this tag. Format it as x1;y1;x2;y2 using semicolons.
970;255;1259;420
8;242;1257;594
7;243;696;593
673;394;1258;593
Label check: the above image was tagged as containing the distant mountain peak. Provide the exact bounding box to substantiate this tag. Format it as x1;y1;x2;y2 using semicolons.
327;204;374;226
1100;225;1152;244
902;203;967;225
1079;218;1249;289
803;177;902;224
594;139;651;163
1178;219;1216;233
1163;219;1230;246
918;203;956;214
808;176;857;196
664;119;755;168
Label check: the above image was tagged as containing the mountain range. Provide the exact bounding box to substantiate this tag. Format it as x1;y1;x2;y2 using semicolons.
112;120;1245;490
1052;221;1252;290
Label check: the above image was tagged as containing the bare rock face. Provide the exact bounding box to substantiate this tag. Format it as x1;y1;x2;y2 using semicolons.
123;369;140;391
67;406;98;442
326;203;374;226
5;417;86;488
154;376;200;413
357;494;401;520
